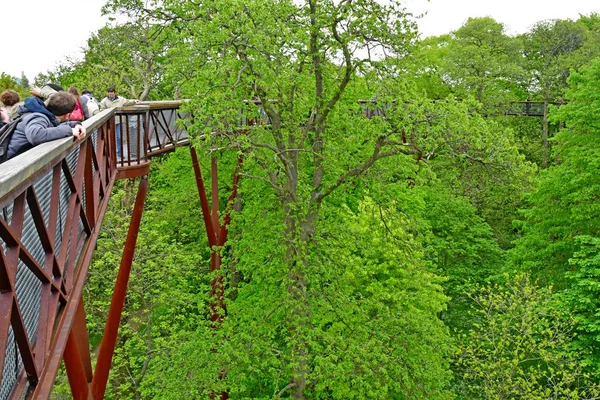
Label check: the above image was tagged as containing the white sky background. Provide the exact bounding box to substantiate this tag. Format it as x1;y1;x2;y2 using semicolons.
2;0;109;80
2;0;599;81
406;0;599;38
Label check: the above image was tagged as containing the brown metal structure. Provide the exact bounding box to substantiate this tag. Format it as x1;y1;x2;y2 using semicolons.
0;101;189;399
505;100;565;117
189;147;242;400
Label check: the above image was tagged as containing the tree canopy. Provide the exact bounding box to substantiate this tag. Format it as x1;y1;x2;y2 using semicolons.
39;3;600;399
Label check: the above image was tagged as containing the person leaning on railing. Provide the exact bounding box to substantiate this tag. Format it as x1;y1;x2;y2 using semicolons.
6;92;86;160
99;87;140;159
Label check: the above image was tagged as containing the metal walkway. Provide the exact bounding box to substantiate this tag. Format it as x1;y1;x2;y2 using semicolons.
0;101;188;400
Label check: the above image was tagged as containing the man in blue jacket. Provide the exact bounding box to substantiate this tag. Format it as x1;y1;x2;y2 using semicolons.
7;92;86;159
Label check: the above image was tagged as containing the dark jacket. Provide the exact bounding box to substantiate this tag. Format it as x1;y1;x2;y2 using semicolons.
7;98;78;159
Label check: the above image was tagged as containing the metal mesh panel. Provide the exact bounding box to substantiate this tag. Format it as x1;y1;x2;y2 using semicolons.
53;161;72;262
0;326;20;400
147;110;188;152
0;200;43;400
1;203;12;226
124;116;141;161
0;142;90;397
14;204;44;340
92;127;98;150
34;169;55;230
91;128;98;202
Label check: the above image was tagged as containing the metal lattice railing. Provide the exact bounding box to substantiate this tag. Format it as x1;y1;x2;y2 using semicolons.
0;110;117;399
0;101;190;399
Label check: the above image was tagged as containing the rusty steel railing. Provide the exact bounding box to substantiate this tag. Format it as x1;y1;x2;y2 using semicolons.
0;109;117;400
0;100;189;400
114;101;189;179
145;101;190;157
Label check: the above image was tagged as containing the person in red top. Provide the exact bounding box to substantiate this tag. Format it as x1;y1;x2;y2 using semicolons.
67;86;89;121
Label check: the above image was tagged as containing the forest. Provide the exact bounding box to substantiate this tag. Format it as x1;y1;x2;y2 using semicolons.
3;0;600;398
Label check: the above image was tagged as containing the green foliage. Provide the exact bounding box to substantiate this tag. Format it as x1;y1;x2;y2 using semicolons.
0;72;30;101
81;171;211;399
137;195;455;399
421;185;505;330
499;116;545;165
405;34;454;99
512;56;600;286
565;236;600;370
36;2;600;398
455;274;599;399
445;17;525;107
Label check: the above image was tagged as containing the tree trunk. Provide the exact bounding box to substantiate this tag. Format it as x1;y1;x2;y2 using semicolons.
542;84;550;169
281;193;312;400
139;84;150;101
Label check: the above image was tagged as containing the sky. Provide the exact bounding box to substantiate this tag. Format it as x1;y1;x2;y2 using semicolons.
2;0;110;80
2;0;599;81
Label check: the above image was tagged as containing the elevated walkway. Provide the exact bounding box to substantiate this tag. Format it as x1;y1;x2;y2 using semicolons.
0;101;188;400
359;99;564;118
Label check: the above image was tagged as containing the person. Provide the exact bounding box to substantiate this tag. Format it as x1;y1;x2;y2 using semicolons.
67;86;90;121
99;87;140;158
0;90;21;121
35;83;64;98
8;83;67;123
6;92;86;160
81;90;100;116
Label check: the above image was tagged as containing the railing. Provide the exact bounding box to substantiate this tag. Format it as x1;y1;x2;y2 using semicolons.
504;101;566;117
145;101;189;156
359;99;567;119
0;110;117;400
114;101;189;179
0;101;188;399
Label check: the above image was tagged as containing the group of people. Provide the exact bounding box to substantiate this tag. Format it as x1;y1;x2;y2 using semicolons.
0;85;140;162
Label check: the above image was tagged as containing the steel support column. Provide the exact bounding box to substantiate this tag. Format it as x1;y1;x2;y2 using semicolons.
72;294;93;382
190;146;243;400
91;176;149;399
63;328;93;400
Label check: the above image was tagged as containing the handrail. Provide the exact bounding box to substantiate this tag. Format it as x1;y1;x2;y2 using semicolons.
0;109;116;202
138;100;184;110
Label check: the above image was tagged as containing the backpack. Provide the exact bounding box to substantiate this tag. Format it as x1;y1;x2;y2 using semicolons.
85;98;100;116
0;118;22;164
69;101;85;121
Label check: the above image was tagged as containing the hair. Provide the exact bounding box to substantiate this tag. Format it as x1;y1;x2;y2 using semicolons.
107;87;116;93
46;92;77;116
82;89;92;96
0;90;20;107
46;83;64;92
68;86;81;101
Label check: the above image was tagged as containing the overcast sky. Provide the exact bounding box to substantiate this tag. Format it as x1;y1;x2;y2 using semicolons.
2;0;599;81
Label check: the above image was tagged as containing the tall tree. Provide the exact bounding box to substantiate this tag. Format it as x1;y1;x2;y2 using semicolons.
522;19;587;167
0;72;30;100
511;56;600;287
85;23;170;100
405;34;454;99
512;57;600;373
36;22;172;100
445;17;525;109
